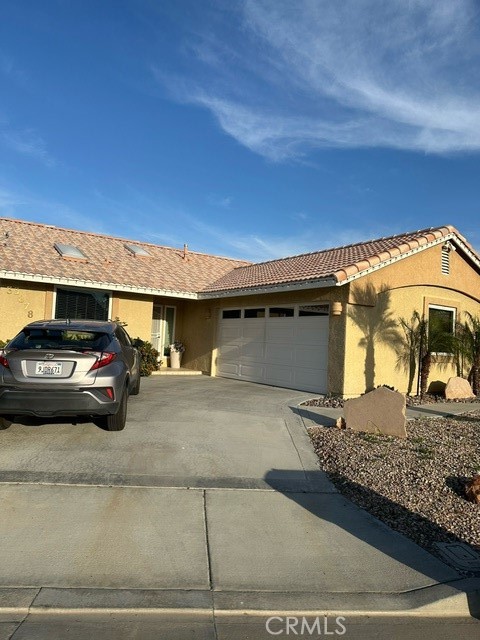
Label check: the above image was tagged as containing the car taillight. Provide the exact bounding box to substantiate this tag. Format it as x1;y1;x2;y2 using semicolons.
89;352;116;371
0;353;9;369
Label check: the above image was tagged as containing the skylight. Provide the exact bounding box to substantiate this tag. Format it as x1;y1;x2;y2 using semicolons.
125;243;150;257
54;243;88;260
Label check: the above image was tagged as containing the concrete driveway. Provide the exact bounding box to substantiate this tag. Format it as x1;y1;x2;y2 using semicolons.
0;376;477;630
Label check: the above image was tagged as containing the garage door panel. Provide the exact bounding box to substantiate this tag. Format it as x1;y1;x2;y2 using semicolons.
240;364;266;380
264;344;295;365
217;362;240;377
294;344;328;367
265;323;296;343
264;364;295;385
242;341;265;359
293;367;328;392
242;323;265;340
294;324;329;346
217;308;329;393
218;325;242;341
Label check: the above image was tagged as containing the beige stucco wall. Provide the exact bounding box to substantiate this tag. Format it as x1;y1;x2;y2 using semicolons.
0;279;52;341
111;293;153;342
342;244;480;397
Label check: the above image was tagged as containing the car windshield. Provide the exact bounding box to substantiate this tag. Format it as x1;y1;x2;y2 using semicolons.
8;329;112;351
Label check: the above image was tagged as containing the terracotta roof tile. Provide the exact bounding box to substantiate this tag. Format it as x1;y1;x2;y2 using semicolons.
0;218;249;294
202;225;467;293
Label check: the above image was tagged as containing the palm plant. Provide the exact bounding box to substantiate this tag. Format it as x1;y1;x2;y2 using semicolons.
455;312;480;395
396;311;423;396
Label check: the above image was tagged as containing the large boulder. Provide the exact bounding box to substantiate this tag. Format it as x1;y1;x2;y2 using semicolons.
344;387;407;438
445;377;475;401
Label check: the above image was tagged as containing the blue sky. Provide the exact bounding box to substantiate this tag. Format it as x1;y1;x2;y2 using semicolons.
1;0;480;261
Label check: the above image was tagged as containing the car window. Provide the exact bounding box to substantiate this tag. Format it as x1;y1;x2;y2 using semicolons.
8;329;112;351
115;327;132;347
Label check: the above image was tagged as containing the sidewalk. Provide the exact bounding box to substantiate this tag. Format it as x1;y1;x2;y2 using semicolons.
0;378;479;635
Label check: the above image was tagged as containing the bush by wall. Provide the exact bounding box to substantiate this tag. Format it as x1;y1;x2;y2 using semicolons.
132;338;161;376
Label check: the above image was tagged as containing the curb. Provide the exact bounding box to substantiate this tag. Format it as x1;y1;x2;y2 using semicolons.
1;581;479;622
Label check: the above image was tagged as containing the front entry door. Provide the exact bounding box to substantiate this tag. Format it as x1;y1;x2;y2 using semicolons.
151;304;176;357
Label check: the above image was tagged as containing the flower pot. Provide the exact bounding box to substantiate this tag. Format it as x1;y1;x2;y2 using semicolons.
170;351;182;369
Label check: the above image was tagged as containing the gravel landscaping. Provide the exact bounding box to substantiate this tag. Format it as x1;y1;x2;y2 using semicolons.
304;393;480;408
308;411;480;572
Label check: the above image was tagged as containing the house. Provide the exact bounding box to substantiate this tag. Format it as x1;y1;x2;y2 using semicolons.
1;217;479;397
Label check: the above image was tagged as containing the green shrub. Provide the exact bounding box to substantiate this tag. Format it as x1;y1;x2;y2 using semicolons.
0;339;10;349
132;338;161;376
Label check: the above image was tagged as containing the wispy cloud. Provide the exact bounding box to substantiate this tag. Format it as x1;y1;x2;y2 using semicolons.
207;193;233;208
160;0;480;159
1;128;55;167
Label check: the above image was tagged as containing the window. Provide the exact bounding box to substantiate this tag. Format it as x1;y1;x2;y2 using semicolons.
10;329;110;351
269;307;294;318
429;306;455;335
54;243;88;260
299;304;329;317
244;308;265;318
428;305;455;354
222;309;241;319
125;244;150;257
115;326;132;347
55;288;109;321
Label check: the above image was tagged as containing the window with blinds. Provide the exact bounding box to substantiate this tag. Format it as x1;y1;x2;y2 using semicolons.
55;288;109;321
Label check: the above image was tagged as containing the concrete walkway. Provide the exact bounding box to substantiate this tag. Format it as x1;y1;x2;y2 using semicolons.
0;377;479;635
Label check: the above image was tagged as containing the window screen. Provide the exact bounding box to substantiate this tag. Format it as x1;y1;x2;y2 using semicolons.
55;288;109;321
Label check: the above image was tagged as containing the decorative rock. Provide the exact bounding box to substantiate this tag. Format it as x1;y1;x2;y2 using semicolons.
445;377;475;401
465;475;480;504
335;417;346;430
344;387;407;438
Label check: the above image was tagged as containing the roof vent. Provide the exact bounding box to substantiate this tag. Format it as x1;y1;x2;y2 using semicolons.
54;243;88;261
125;243;150;257
441;242;454;275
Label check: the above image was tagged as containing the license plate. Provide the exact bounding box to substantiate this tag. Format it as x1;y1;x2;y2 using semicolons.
35;362;63;376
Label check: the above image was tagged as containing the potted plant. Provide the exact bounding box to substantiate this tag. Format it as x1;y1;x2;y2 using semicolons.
169;340;185;369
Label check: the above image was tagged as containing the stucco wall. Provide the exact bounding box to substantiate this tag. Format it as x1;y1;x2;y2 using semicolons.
343;244;480;397
111;293;153;341
0;280;52;341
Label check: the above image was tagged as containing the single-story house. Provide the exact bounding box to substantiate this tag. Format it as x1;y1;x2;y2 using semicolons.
1;217;479;397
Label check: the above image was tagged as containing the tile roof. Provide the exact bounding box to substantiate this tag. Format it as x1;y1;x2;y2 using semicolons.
202;225;474;293
0;218;249;295
1;219;476;297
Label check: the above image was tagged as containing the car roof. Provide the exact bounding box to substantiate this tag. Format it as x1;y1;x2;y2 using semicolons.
23;320;117;333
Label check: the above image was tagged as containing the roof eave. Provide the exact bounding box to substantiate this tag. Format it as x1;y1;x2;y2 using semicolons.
333;232;479;286
0;270;200;300
198;276;338;299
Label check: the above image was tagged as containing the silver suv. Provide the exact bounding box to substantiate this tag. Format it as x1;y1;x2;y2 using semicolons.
0;320;141;431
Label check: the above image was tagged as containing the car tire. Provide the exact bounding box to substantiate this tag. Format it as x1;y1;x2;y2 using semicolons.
130;374;141;396
97;388;128;432
0;416;12;430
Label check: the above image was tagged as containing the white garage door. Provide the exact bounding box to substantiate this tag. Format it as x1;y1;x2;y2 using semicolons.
216;304;329;393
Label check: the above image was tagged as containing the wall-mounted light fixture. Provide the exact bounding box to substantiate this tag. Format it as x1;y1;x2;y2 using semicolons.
331;301;343;316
